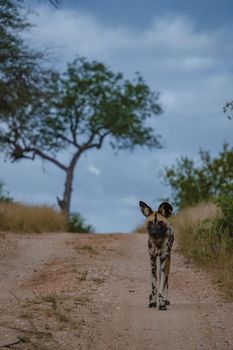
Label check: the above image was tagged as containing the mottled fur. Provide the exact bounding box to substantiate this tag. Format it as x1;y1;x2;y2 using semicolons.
139;201;174;310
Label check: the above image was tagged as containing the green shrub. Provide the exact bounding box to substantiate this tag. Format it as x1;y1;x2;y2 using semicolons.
68;212;94;233
215;185;233;237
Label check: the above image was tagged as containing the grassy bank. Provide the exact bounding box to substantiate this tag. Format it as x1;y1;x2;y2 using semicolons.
0;201;66;233
172;202;233;300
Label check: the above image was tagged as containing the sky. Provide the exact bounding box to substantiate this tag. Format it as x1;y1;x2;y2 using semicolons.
1;0;233;232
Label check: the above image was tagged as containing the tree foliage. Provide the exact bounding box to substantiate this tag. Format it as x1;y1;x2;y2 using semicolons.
51;57;162;151
0;0;55;142
164;144;233;209
1;0;41;115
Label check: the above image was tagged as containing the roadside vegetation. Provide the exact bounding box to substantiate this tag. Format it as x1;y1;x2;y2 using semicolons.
165;145;233;300
172;198;233;300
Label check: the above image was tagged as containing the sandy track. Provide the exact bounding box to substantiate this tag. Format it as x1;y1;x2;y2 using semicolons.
0;233;232;349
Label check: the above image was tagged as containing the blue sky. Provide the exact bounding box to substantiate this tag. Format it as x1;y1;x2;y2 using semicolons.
1;0;233;232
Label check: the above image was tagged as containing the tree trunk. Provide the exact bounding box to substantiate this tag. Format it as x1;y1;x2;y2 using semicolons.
57;150;81;217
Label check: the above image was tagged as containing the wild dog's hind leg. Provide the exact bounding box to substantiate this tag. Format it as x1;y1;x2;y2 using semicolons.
158;254;171;310
149;255;157;308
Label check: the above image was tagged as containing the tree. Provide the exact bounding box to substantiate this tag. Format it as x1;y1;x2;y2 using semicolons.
163;144;233;209
223;100;233;120
0;57;162;216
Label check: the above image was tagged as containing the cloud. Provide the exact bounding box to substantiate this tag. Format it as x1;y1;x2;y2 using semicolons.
1;5;232;232
88;164;101;176
29;8;230;66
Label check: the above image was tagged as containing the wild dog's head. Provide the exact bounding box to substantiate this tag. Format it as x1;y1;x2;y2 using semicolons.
139;201;173;237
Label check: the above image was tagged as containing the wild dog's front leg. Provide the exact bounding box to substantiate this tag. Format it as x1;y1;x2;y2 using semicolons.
149;255;157;308
158;254;171;310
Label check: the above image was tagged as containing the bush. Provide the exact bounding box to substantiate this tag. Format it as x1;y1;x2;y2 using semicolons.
0;181;13;203
215;185;233;237
68;212;94;233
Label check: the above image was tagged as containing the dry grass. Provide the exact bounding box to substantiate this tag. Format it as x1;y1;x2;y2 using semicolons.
172;202;233;300
76;244;98;254
0;201;66;233
171;202;218;233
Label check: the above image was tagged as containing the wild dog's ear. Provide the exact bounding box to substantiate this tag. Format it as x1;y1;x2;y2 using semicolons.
158;202;173;218
139;201;153;217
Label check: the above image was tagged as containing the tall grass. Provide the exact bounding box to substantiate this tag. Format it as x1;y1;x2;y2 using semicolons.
172;202;233;300
0;201;66;233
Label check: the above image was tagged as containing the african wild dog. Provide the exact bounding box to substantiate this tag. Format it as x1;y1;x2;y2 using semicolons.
139;201;174;310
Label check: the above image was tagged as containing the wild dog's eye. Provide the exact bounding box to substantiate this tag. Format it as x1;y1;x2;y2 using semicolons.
158;221;164;225
147;221;153;228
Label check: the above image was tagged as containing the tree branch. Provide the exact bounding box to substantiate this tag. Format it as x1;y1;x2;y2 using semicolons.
70;117;79;146
81;131;111;151
56;132;80;148
2;135;68;172
31;148;68;171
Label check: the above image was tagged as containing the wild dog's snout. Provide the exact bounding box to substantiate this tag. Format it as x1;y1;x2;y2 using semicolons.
147;218;168;237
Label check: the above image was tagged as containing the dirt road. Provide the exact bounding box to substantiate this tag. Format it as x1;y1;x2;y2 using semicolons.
0;232;232;350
